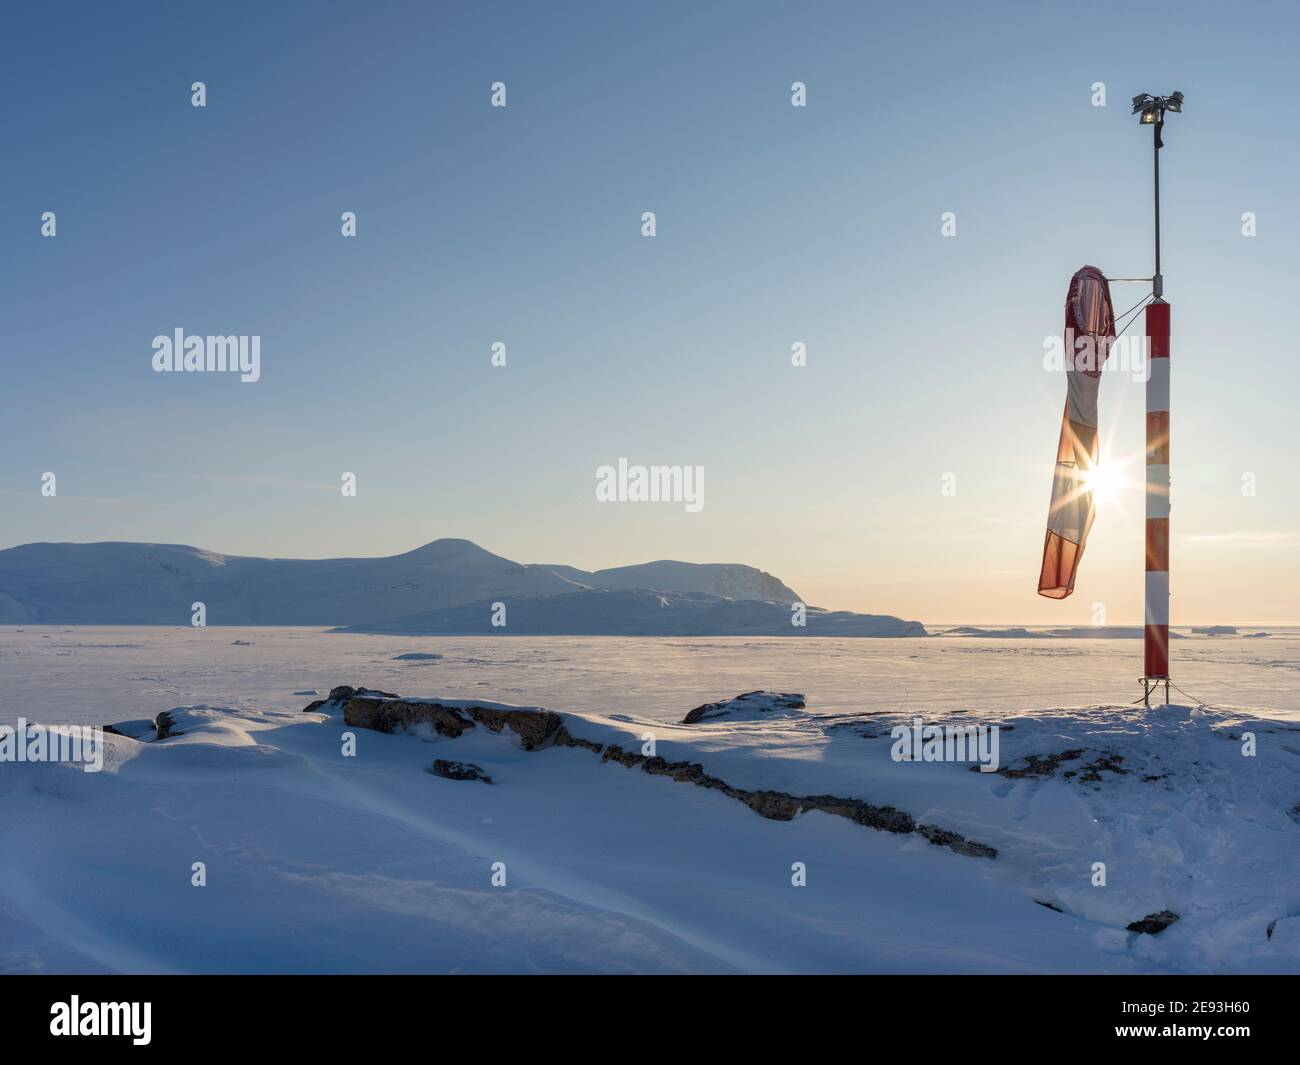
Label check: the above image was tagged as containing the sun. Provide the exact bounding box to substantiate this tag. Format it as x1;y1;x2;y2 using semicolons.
1080;459;1128;505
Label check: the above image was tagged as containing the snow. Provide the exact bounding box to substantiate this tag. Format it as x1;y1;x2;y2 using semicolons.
2;636;1298;973
565;559;802;604
4;626;1298;730
938;625;1186;639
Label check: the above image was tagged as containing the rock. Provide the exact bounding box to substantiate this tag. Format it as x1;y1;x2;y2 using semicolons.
600;744;644;768
103;718;157;740
733;789;805;821
345;697;476;738
594;743;986;853
462;704;564;751
343;695;563;751
797;793;915;835
918;823;998;859
1127;910;1179;935
428;759;492;784
554;726;604;754
989;748;1127;786
316;684;998;862
302;684;399;714
153;709;178;740
1075;752;1129;784
643;756;727;789
682;691;806;724
989;749;1086;778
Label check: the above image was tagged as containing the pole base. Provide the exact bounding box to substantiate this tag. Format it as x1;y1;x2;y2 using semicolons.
1141;676;1171;707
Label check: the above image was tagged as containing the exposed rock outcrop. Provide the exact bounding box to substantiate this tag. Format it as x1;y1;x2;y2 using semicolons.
102;709;188;742
682;691;806;724
985;747;1130;785
987;749;1086;779
342;694;563;751
554;727;605;754
302;685;399;715
1127;910;1180;935
313;687;998;862
429;759;493;784
102;718;157;740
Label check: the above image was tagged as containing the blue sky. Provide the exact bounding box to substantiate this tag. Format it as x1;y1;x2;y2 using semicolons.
2;0;1297;624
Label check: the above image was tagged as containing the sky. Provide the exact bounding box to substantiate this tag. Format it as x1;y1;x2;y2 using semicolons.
2;0;1298;625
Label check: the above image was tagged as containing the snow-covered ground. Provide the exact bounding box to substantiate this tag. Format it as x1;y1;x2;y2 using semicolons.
2;626;1298;729
2;628;1298;974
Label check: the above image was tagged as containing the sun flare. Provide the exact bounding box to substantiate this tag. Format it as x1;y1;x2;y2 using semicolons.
1081;459;1129;505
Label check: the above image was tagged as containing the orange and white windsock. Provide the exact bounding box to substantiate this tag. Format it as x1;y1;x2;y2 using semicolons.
1038;266;1114;599
1144;301;1171;678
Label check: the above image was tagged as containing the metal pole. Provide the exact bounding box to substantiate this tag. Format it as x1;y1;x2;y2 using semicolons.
1153;116;1162;291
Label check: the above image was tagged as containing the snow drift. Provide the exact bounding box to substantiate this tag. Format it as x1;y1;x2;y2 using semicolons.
2;683;1297;974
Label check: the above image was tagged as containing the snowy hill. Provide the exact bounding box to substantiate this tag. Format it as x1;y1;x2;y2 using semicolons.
4;685;1296;973
0;539;574;625
0;538;922;635
529;560;801;604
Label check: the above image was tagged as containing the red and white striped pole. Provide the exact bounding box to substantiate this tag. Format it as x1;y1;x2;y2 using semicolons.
1144;300;1170;702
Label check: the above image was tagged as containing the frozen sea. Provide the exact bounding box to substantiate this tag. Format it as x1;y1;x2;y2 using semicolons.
2;625;1297;727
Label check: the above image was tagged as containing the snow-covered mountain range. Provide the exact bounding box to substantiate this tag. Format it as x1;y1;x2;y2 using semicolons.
0;538;925;635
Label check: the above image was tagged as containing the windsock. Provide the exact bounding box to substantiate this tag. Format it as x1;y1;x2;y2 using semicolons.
1038;266;1115;599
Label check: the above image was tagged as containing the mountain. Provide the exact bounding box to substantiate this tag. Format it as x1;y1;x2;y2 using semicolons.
0;538;926;635
0;539;574;625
